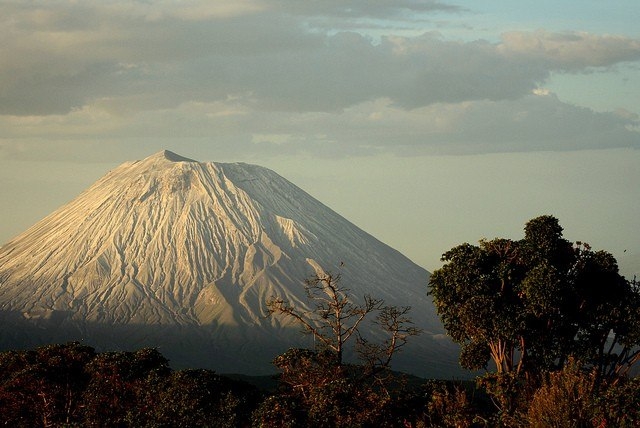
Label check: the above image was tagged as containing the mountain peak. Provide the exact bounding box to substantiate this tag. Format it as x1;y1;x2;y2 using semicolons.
151;150;196;163
0;151;457;377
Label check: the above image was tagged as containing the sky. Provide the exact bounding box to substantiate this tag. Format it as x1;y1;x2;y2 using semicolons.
1;0;639;278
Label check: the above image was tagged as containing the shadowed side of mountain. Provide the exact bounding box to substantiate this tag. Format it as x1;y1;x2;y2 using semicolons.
0;310;464;378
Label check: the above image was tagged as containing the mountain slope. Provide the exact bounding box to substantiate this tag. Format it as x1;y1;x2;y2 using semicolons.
0;150;460;376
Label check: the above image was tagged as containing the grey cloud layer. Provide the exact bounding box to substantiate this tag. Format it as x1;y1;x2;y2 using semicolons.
272;0;460;18
1;0;639;157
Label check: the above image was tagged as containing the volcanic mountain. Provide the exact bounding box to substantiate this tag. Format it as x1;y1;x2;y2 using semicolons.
0;150;459;376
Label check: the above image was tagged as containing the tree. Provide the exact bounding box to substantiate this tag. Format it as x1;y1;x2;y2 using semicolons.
428;238;527;375
145;369;260;428
81;348;171;426
0;343;264;427
267;271;419;370
429;215;640;417
0;342;96;427
265;270;421;427
268;272;380;367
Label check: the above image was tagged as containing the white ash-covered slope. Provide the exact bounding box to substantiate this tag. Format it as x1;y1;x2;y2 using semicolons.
0;150;459;376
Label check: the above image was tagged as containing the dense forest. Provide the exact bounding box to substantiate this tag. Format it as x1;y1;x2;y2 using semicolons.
0;216;638;427
0;341;638;427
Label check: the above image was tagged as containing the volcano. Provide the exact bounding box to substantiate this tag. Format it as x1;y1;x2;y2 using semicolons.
0;150;459;376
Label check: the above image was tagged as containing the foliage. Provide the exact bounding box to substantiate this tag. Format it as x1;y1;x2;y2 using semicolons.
0;341;635;428
81;347;171;426
429;215;640;383
593;376;640;427
476;372;529;425
429;215;640;424
252;394;306;428
264;271;423;426
526;358;597;428
0;343;261;427
527;359;640;428
257;360;479;428
260;347;392;427
422;381;476;428
143;369;260;427
0;342;96;427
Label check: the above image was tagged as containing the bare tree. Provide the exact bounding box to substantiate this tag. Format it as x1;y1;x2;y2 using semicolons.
266;270;422;425
267;271;420;368
357;305;421;370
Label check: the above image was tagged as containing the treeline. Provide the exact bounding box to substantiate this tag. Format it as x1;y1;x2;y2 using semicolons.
1;342;638;427
0;342;479;427
0;343;260;427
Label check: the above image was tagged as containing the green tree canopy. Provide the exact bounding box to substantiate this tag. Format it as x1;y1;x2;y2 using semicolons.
429;215;640;382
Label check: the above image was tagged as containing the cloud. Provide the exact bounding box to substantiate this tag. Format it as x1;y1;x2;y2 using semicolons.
273;0;460;18
499;30;640;71
0;1;324;114
0;1;639;158
2;92;638;162
3;0;639;116
246;94;640;156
